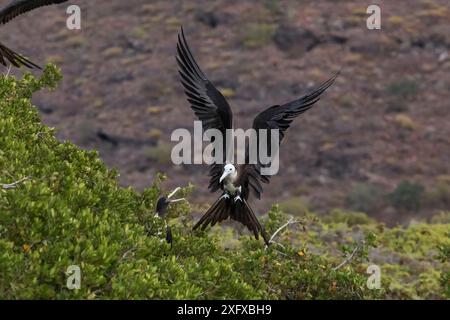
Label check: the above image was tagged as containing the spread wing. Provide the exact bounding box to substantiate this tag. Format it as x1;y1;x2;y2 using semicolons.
0;42;40;68
0;0;68;69
176;26;233;193
238;72;339;200
0;0;68;25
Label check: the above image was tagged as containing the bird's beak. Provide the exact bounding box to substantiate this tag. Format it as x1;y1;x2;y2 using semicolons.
219;171;230;183
167;187;181;199
166;187;185;203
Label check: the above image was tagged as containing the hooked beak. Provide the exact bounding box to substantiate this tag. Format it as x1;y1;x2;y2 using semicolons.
219;171;231;183
167;187;181;199
167;187;185;203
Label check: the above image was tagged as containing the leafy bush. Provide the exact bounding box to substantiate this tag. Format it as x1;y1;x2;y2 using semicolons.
425;182;450;210
241;23;276;49
388;180;425;212
278;196;309;216
386;79;418;98
323;209;375;226
0;67;448;300
347;183;386;214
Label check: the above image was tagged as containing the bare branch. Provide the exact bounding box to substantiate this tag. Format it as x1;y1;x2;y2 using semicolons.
332;245;359;271
1;177;30;190
265;217;304;250
5;64;12;77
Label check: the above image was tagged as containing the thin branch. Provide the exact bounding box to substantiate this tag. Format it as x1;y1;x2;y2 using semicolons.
1;177;30;190
332;245;359;271
265;217;304;250
271;241;285;249
273;248;288;257
5;64;12;77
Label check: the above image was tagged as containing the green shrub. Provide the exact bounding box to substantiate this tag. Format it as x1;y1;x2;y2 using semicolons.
388;180;425;212
425;182;450;210
324;209;375;226
241;23;276;49
438;243;450;298
278;197;309;216
347;183;386;214
144;143;173;165
386;79;418;98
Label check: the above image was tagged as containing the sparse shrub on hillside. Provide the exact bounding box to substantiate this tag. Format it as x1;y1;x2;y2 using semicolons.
324;209;375;226
425;182;450;211
144;143;173;165
278;197;309;216
431;212;450;224
393;114;418;131
388;180;425;212
386;79;418;99
242;23;276;49
347;183;386;214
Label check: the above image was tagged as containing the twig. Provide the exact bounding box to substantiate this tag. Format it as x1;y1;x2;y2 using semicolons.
1;177;30;190
265;217;304;250
5;64;12;77
273;248;288;257
332;245;359;271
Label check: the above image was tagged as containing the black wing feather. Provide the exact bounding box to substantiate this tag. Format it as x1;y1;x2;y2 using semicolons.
239;72;339;200
0;0;68;69
0;42;40;68
0;0;68;25
176;27;233;193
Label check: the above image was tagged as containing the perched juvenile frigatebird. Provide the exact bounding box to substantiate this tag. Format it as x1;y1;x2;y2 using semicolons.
0;0;68;69
154;187;186;248
177;27;339;245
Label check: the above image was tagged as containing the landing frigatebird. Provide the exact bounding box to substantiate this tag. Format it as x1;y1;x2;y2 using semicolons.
0;0;68;69
177;27;338;245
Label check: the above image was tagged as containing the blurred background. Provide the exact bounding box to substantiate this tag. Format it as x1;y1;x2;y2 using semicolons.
4;0;449;225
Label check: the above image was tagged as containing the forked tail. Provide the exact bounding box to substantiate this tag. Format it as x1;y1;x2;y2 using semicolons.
193;195;270;246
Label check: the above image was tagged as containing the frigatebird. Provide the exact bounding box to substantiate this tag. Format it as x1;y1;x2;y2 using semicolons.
154;187;185;248
176;27;338;245
0;0;68;69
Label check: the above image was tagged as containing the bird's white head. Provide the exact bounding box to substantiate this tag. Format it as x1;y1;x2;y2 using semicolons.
219;164;236;183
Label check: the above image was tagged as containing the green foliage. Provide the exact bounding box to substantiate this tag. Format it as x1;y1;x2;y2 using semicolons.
278;196;309;216
144;143;173;165
347;183;386;214
438;243;450;298
241;23;276;49
425;182;450;210
388;180;425;212
323;209;375;226
386;79;418;98
0;66;448;300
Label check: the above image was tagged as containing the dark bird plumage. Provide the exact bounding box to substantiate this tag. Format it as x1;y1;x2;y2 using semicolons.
155;196;170;218
177;27;338;245
155;196;173;248
0;0;68;69
154;188;185;248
